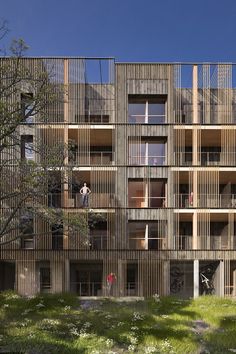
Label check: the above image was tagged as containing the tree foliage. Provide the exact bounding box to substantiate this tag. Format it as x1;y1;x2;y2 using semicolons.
0;21;89;246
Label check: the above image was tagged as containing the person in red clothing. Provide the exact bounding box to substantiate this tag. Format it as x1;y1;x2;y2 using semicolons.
107;272;116;296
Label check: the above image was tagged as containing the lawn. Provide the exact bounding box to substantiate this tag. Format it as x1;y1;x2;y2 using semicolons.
0;291;236;353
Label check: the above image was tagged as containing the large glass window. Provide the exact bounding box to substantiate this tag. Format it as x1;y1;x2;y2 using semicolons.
21;93;34;123
129;138;166;165
52;224;63;250
128;97;166;124
20;212;34;249
128;179;166;208
21;135;34;160
128;222;167;250
40;266;51;292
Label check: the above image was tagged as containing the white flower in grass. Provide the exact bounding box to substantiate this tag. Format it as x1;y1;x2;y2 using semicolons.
5;293;20;300
105;338;114;347
39;318;60;330
145;346;158;354
0;334;4;341
2;304;9;308
130;336;138;345
128;344;135;352
117;321;124;327
105;314;112;320
36;302;45;308
19;319;31;327
161;314;169;319
21;308;33;316
161;339;174;352
153;294;161;303
58;298;65;303
91;351;101;354
79;331;89;338
64;305;71;311
67;323;76;328
84;321;92;328
70;327;80;337
132;312;144;321
131;326;139;332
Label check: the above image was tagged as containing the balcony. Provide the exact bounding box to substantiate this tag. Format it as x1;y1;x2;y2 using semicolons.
174;235;193;250
71;193;115;208
128;179;167;208
128;196;166;208
129;237;166;250
197;235;229;250
48;193;62;208
69;151;114;166
174;193;236;208
128;155;165;166
174;152;192;166
89;233;107;250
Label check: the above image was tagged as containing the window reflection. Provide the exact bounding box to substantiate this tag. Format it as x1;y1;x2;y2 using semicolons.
128;98;166;124
129;139;166;165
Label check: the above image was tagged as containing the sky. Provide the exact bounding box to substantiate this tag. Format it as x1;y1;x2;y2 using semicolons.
1;0;236;62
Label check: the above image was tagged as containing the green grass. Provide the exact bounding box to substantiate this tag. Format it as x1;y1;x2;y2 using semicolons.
0;291;236;353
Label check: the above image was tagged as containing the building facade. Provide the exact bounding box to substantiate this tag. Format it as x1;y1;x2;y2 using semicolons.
1;58;236;298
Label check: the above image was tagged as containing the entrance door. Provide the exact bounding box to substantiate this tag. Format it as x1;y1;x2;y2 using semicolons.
0;262;15;291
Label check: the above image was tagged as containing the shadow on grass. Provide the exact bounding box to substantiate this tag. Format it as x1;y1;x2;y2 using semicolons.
202;314;236;354
0;292;203;353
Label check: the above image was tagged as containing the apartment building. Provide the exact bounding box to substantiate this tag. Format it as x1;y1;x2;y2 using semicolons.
0;58;236;298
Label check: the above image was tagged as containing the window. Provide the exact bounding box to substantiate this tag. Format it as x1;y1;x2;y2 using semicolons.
21;93;34;123
128;96;166;124
21;135;34;160
52;224;63;250
40;266;51;292
128;179;167;208
128;222;167;250
89;220;107;250
129;138;166;165
20;212;34;249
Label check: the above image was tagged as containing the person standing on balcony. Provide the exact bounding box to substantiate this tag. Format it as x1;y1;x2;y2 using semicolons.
80;182;91;207
189;191;194;207
107;272;116;296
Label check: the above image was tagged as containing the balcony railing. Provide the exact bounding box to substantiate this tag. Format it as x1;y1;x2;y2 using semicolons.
126;282;138;296
197;235;229;250
174;235;193;250
128;155;166;166
48;193;62;208
174;151;236;166
70;282;102;296
129;237;166;250
69;151;114;165
174;152;192;166
174;193;236;208
70;193;115;208
89;235;107;250
128;196;166;208
128;115;166;124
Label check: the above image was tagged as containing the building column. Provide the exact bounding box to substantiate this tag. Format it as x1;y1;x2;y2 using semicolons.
193;211;198;249
64;259;70;292
193;259;199;298
163;261;170;296
193;65;198;124
219;260;225;297
233;264;236;297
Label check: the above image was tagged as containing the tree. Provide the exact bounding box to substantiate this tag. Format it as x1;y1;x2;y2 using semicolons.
0;22;89;247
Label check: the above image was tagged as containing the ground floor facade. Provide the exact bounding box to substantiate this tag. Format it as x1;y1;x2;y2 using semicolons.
0;251;236;298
